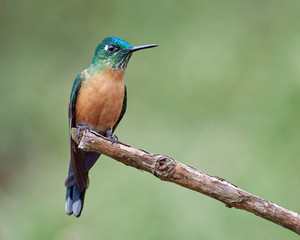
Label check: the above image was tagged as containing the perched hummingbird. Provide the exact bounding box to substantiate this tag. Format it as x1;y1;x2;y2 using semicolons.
64;37;158;217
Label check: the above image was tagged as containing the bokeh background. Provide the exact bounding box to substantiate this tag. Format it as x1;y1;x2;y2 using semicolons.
1;0;300;239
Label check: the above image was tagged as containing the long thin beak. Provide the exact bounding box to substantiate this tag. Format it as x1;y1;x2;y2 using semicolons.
127;44;158;52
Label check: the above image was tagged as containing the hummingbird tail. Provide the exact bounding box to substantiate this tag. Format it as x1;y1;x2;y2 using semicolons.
65;152;100;217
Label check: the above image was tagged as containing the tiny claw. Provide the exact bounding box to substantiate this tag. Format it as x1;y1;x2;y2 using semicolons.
77;124;90;138
111;135;119;143
105;129;119;143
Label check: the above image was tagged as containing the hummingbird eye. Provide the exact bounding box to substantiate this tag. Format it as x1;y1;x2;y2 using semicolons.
106;45;120;53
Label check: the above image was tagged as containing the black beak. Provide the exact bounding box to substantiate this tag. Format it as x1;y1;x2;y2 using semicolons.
127;44;158;53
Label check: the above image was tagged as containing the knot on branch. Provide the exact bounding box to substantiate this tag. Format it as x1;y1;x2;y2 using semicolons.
154;155;176;177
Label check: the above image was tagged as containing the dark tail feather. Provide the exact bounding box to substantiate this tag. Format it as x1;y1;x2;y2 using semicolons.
65;152;101;188
65;152;100;217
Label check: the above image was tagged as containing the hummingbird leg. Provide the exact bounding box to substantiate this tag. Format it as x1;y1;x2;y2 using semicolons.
77;124;90;138
105;129;119;143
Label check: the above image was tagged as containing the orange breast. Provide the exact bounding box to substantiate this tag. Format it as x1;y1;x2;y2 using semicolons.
75;69;125;135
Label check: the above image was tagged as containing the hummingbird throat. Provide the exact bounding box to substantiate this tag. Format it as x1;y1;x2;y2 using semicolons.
108;53;132;71
94;52;132;71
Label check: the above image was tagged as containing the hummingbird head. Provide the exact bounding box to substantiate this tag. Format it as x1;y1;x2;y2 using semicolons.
92;37;158;71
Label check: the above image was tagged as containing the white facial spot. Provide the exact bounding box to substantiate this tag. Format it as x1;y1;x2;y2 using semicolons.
104;45;108;51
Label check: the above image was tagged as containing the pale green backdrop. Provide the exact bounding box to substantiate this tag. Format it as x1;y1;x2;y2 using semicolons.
1;0;300;239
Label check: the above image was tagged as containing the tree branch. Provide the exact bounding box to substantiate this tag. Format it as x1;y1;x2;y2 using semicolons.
72;128;300;235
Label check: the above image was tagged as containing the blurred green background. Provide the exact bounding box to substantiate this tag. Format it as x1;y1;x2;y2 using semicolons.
1;0;300;239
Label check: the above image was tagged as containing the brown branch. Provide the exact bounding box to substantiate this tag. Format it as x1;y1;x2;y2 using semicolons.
72;128;300;235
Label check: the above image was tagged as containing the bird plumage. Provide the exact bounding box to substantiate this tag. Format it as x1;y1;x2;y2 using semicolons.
65;37;157;217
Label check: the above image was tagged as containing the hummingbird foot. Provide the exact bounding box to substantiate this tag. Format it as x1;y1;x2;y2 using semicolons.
77;124;90;138
105;129;119;143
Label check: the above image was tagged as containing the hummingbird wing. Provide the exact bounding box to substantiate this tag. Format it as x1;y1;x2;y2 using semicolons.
68;73;88;191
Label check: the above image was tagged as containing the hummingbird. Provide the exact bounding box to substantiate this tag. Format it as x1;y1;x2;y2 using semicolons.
64;37;158;217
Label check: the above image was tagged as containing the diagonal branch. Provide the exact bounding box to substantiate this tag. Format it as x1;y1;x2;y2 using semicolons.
71;128;300;235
